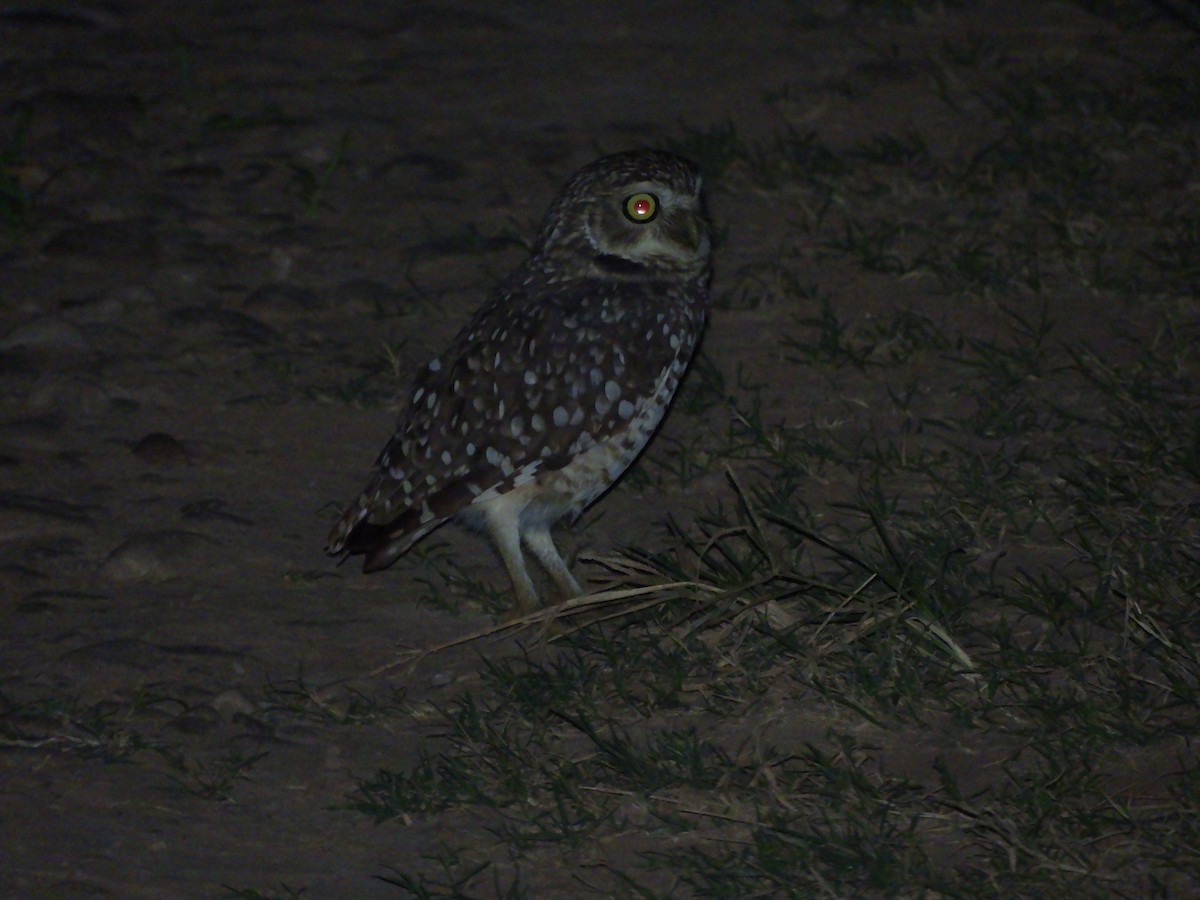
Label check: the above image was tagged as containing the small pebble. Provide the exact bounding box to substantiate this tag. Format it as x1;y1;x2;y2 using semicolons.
99;530;219;583
132;432;191;466
209;688;258;720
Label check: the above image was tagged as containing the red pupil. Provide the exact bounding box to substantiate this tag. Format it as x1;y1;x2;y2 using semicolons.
634;198;651;215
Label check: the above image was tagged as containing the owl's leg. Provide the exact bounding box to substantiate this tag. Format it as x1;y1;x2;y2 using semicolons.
480;504;541;614
522;526;583;600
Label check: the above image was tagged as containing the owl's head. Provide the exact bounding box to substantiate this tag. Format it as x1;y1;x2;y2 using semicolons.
534;149;711;280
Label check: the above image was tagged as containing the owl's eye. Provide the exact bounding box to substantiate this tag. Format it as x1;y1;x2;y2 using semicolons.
623;192;659;223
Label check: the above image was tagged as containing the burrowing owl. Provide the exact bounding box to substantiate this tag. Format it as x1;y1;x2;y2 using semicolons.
327;149;711;614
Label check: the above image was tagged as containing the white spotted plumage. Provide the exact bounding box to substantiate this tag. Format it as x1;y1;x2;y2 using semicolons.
327;149;712;614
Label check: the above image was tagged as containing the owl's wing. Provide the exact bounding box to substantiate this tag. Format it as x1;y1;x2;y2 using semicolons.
327;274;705;570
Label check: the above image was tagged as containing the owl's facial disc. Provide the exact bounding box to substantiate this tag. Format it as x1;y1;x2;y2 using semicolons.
586;183;708;274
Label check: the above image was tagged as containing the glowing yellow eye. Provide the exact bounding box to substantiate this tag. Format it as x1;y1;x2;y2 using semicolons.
623;192;658;223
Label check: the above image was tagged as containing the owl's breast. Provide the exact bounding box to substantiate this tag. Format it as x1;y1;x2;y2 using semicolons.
525;336;696;521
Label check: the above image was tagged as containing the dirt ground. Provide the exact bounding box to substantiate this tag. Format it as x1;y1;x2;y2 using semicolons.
1;1;1196;897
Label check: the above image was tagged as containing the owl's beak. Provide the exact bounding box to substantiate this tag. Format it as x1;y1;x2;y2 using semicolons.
669;214;707;256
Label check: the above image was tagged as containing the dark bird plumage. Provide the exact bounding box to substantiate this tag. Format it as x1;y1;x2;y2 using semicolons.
327;149;712;613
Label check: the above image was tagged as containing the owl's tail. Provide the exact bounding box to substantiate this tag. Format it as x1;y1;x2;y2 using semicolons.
325;499;369;557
